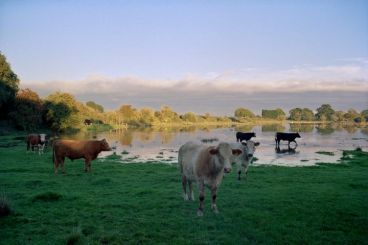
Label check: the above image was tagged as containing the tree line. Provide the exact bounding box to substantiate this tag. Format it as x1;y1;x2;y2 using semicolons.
1;52;367;132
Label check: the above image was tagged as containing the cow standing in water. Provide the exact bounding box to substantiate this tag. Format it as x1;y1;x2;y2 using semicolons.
230;140;260;180
236;132;256;142
26;134;47;155
53;139;111;174
178;141;242;216
275;132;301;148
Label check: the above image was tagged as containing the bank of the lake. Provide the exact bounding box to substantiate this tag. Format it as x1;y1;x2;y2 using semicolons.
0;135;367;244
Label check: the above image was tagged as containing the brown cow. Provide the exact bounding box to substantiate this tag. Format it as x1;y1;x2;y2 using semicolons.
26;134;47;155
53;139;111;174
178;141;242;216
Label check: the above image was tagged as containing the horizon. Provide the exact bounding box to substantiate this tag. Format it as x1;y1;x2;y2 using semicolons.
1;0;367;114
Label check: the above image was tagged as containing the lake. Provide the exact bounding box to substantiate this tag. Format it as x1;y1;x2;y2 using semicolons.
63;123;368;166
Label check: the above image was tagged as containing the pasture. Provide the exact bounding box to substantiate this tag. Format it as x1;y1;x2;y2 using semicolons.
0;134;367;244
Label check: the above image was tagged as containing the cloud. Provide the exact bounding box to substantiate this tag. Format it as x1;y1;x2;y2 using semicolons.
21;61;368;114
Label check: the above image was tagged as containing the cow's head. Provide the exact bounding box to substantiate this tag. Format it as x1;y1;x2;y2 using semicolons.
241;141;260;158
39;134;46;144
209;142;242;173
100;139;112;151
296;133;301;138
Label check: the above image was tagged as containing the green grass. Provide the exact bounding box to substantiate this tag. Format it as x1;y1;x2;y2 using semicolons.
0;133;367;244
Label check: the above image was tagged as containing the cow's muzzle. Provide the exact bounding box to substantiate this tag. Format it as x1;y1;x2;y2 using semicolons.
247;154;253;158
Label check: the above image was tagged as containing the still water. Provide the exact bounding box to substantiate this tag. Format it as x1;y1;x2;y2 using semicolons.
64;123;368;166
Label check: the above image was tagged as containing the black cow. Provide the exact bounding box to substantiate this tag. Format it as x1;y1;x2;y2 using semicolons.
236;132;256;142
275;132;301;148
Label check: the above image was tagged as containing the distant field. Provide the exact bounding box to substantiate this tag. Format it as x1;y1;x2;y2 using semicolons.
0;134;367;244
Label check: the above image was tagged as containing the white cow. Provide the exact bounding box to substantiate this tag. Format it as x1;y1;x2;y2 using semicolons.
178;141;242;216
230;141;260;180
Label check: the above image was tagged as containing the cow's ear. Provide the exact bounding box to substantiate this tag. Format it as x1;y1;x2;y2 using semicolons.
209;148;219;155
255;142;260;146
232;149;242;156
101;138;106;142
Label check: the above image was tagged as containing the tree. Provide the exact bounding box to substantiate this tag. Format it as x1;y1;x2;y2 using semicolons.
234;107;255;119
301;108;314;121
315;104;335;121
118;105;137;123
8;89;44;130
289;108;302;121
343;109;360;121
44;92;81;131
361;109;368;122
139;108;155;126
182;112;197;123
262;108;286;120
86;101;104;113
158;105;181;123
0;52;20;118
332;111;345;122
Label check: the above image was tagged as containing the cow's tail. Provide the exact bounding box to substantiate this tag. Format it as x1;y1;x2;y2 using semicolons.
178;149;183;173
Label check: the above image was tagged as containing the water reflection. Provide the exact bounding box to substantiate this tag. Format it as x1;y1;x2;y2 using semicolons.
289;123;314;133
261;124;285;132
275;146;297;154
316;124;335;135
61;123;367;166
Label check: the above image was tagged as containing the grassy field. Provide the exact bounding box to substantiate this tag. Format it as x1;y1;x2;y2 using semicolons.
0;134;367;244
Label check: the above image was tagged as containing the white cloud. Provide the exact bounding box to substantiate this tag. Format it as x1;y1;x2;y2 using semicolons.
20;61;368;113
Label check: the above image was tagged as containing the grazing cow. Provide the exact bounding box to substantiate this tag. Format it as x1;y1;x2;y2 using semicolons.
236;132;256;142
275;132;301;148
178;141;242;216
26;134;47;155
230;141;260;180
53;139;111;174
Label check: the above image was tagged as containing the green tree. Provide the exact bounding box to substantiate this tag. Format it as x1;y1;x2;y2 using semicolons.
262;108;286;120
301;108;314;121
234;107;255;119
361;109;368;122
315;104;335;121
44;92;81;131
86;101;104;113
0;52;20;118
8;88;44;130
332;111;345;122
343;109;360;121
289;108;302;121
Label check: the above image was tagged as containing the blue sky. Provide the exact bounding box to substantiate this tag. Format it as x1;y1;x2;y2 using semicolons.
0;0;367;114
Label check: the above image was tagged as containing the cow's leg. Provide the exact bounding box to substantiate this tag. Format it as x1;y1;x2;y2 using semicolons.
211;186;218;213
182;175;188;200
27;142;30;152
197;181;205;216
84;159;92;172
243;164;250;180
54;159;59;174
188;180;194;201
237;165;242;180
61;157;66;174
